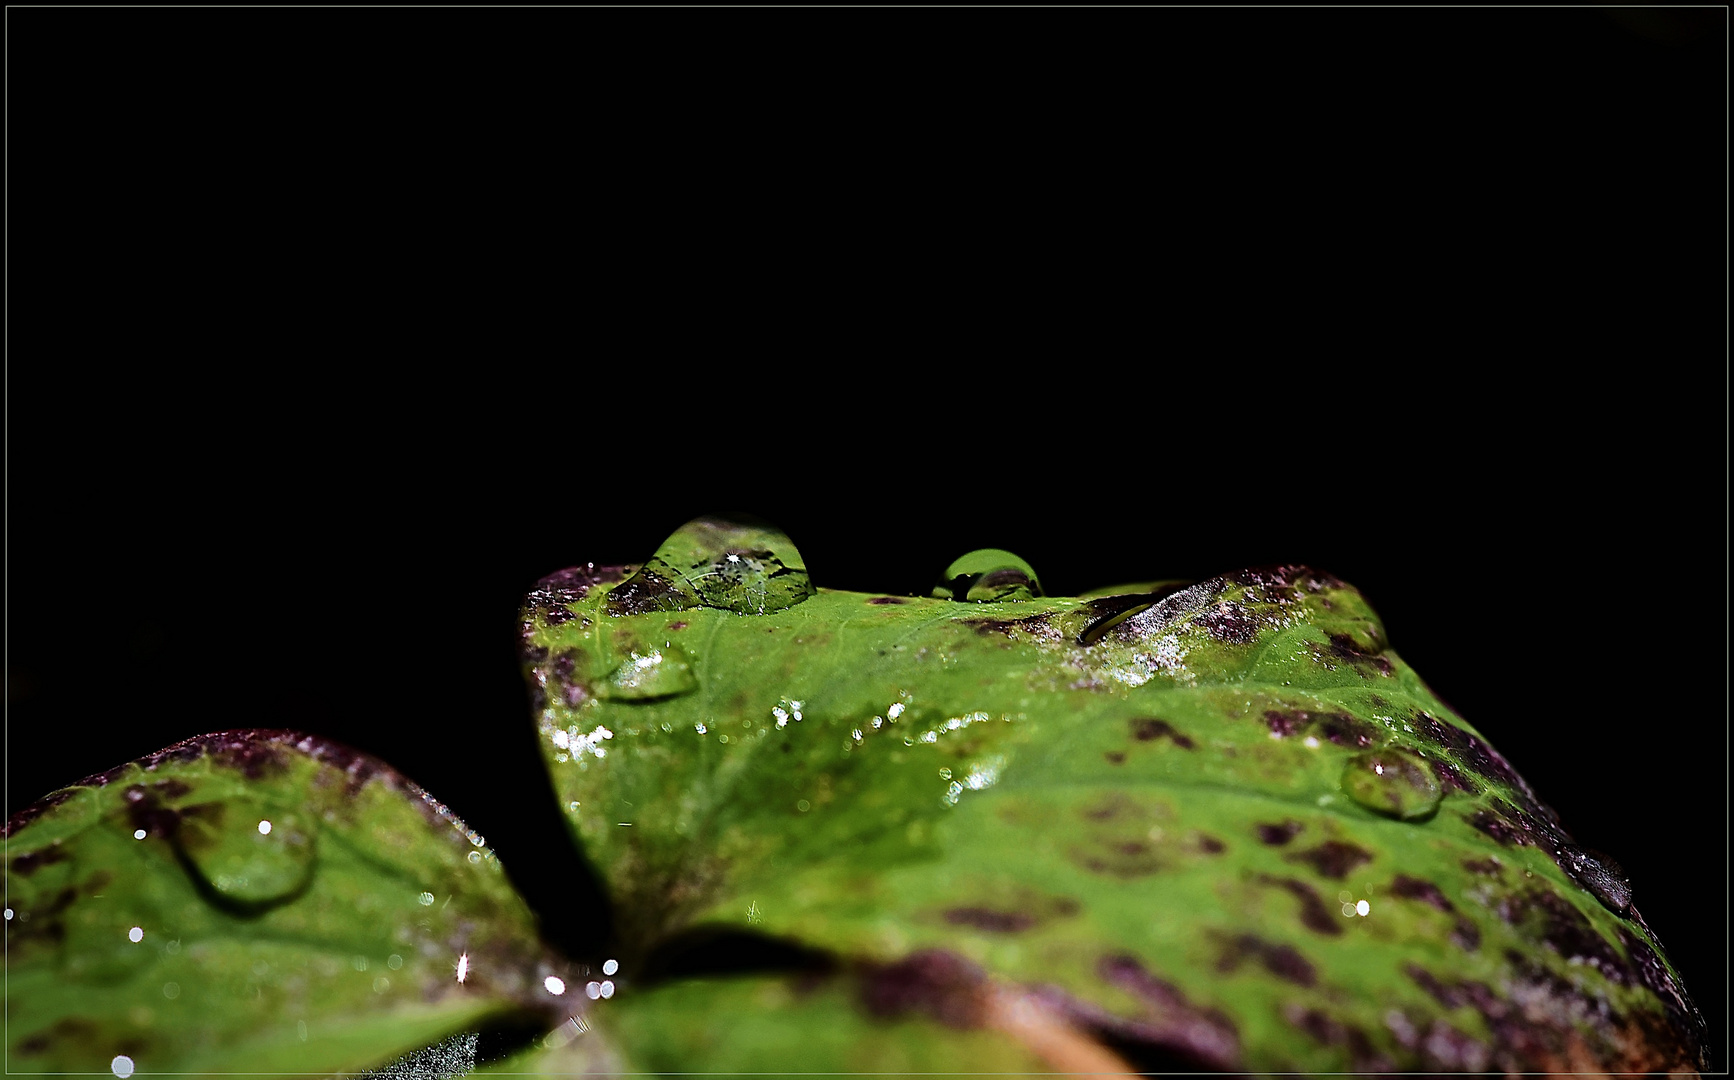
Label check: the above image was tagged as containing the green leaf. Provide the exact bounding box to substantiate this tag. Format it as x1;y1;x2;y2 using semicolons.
520;516;1708;1073
3;731;590;1076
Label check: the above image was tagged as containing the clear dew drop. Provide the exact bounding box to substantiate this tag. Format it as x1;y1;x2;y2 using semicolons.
597;645;698;701
111;1055;135;1079
931;548;1043;602
174;798;317;908
1563;845;1634;914
609;514;816;615
1339;747;1442;820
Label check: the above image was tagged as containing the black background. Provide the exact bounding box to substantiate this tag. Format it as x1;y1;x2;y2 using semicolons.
8;7;1726;1069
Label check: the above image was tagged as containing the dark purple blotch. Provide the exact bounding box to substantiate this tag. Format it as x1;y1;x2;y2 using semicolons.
1129;718;1194;748
1285;840;1374;880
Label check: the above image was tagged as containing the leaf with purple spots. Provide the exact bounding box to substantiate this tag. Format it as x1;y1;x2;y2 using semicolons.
3;731;600;1076
519;515;1708;1074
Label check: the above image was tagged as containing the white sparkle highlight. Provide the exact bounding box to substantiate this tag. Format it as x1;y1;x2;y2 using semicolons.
111;1055;136;1079
133;829;147;840
258;820;272;835
602;958;619;976
886;702;904;720
128;926;144;943
1357;899;1371;916
600;979;615;998
585;981;602;999
544;975;566;995
456;953;470;983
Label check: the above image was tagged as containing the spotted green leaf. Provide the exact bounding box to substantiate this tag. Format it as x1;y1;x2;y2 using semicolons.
3;731;592;1076
519;515;1708;1074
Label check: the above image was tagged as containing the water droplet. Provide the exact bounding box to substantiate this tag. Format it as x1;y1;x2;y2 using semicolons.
466;850;482;864
1356;900;1370;916
111;1055;135;1079
133;829;147;840
162;982;180;999
128;926;144;943
932;549;1042;602
3;909;12;921
603;958;619;976
174;799;316;909
609;514;815;615
1340;748;1441;820
598;645;698;701
545;975;567;995
938;768;952;780
600;979;616;999
796;799;811;812
388;954;404;970
353;955;369;972
373;976;390;993
418;891;435;906
1341;902;1356;917
1563;845;1633;914
585;981;602;999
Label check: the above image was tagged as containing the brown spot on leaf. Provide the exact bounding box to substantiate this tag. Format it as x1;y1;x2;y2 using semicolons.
1284;1005;1388;1070
867;596;907;605
1258;875;1341;935
9;846;69;876
1256;820;1303;845
1462;856;1504;878
1128;718;1194;748
1390;874;1456;912
1104;751;1126;765
1285;840;1374;880
945;907;1036;933
1214;933;1317;986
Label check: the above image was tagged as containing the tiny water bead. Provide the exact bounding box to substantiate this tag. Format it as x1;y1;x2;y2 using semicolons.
603;958;619;976
133;829;147;840
1339;747;1442;820
545;975;567;995
128;926;144;943
175;798;317;908
1563;845;1634;914
609;514;816;615
110;1055;135;1079
599;646;697;701
932;549;1043;602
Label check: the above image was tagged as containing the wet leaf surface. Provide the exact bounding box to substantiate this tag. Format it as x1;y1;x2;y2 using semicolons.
3;731;588;1075
521;515;1709;1074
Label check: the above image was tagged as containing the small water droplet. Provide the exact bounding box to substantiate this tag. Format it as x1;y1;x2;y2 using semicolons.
1340;747;1441;820
1563;845;1634;914
545;975;567;995
467;851;483;864
585;981;602;999
796;799;811;812
603;958;619;976
128;926;144;943
609;514;816;615
938;768;952;780
174;798;317;909
373;976;390;993
932;549;1042;602
418;891;435;906
598;645;698;701
162;982;180;999
1341;903;1356;917
1356;900;1370;916
388;954;404;970
110;1055;135;1079
600;979;616;999
3;909;12;921
567;801;581;812
133;829;147;840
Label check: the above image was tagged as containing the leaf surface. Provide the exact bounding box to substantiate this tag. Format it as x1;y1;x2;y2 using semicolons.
519;516;1708;1073
4;731;589;1075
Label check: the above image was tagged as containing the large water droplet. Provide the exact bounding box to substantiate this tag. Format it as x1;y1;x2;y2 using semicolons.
597;644;698;701
175;798;317;909
608;514;815;615
1562;845;1633;914
931;549;1042;602
1340;748;1441;820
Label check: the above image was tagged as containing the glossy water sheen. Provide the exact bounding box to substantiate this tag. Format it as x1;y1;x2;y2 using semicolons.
932;548;1043;603
1338;748;1442;821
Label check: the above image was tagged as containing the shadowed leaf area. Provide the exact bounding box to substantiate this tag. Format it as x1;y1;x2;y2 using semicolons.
8;514;1708;1076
